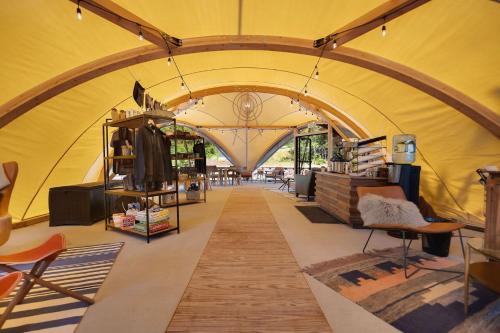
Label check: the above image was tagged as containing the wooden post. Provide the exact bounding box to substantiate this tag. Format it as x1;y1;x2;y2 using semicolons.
484;171;500;250
327;124;333;162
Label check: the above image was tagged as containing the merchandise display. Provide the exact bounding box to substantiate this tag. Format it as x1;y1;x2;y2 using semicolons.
330;136;387;177
135;208;170;223
168;132;208;205
102;113;181;243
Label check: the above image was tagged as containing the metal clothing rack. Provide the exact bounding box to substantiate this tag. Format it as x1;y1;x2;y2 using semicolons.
102;113;180;243
168;132;207;206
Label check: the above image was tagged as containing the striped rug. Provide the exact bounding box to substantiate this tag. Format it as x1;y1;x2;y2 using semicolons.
304;247;500;333
0;242;123;333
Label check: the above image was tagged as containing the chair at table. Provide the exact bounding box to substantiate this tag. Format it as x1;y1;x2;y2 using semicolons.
227;169;240;186
265;167;284;183
357;185;466;279
206;166;218;187
0;161;94;328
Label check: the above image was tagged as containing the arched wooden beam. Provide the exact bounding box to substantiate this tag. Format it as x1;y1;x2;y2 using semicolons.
1;35;498;137
165;85;365;140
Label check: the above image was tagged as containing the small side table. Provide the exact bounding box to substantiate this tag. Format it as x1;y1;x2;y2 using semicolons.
464;237;500;314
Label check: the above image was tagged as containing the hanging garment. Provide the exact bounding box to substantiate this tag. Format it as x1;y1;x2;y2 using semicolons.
110;128;134;175
133;81;145;107
193;141;206;174
134;125;173;187
153;100;161;111
145;94;154;111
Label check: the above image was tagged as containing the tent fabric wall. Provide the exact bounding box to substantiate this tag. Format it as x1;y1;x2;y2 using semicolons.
0;0;498;225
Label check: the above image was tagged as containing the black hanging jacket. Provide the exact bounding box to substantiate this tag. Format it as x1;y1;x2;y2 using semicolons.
134;125;173;185
193;142;206;174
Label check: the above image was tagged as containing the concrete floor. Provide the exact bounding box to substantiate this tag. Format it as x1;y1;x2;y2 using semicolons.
2;183;481;333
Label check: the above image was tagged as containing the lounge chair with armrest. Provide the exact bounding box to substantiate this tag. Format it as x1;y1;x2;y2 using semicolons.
357;185;466;278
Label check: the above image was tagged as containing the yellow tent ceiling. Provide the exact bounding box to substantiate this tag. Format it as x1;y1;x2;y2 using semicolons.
0;0;498;225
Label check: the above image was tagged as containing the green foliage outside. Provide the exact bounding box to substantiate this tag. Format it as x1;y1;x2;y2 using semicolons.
162;125;328;168
162;125;227;166
262;134;328;168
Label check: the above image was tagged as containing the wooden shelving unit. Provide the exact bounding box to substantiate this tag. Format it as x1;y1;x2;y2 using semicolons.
102;113;181;243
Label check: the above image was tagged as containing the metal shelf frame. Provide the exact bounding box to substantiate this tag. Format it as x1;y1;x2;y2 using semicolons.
102;113;180;243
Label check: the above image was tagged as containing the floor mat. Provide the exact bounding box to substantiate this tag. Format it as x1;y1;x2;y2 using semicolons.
0;242;124;333
295;206;343;224
303;247;499;333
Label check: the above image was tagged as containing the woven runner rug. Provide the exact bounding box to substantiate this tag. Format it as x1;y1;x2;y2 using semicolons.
304;247;499;333
167;187;331;332
0;242;124;333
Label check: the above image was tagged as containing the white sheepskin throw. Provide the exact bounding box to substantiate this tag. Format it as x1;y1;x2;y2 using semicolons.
357;194;429;227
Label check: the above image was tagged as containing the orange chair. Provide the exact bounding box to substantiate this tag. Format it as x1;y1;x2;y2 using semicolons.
357;186;466;278
0;162;93;328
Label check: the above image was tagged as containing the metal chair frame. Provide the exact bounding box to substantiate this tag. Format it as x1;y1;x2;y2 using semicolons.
362;228;466;279
0;251;94;328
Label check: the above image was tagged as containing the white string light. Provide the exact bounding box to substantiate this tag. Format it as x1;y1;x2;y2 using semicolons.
180;81;185;90
332;39;337;49
382;25;387;37
167;57;171;66
315;66;319;80
139;30;144;40
76;1;82;20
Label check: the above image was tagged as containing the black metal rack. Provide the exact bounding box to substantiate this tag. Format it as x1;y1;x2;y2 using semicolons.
168;132;207;206
102;113;180;243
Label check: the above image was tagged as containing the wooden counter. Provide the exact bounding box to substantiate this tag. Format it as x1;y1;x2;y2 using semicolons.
315;172;387;228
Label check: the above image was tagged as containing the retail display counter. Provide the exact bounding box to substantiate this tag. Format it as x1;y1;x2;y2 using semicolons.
315;172;387;228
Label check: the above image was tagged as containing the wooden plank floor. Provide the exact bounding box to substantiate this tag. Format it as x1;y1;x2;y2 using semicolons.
167;188;332;332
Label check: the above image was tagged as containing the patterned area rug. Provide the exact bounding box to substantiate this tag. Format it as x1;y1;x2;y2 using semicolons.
304;247;500;333
0;242;124;333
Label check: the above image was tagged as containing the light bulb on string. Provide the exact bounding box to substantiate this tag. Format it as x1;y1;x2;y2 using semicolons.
381;25;387;37
138;26;144;41
180;81;185;90
201;98;205;106
76;1;82;20
167;57;171;66
304;86;308;96
315;66;319;80
332;39;337;49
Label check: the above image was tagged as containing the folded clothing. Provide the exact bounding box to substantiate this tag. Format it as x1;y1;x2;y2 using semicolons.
134;221;170;233
135;208;170;222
